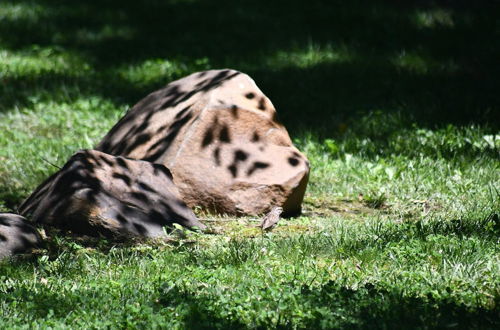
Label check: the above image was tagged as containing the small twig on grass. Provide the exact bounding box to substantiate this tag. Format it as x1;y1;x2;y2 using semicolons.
41;157;62;170
197;217;260;222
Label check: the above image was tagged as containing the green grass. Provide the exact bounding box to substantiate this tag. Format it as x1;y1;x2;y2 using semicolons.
0;0;499;328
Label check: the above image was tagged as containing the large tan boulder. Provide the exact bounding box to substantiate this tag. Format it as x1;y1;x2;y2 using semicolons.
19;150;205;238
97;69;309;216
0;213;42;259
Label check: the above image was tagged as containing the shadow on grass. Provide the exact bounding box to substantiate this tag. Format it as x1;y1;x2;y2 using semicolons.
0;0;498;133
2;272;497;328
159;280;499;329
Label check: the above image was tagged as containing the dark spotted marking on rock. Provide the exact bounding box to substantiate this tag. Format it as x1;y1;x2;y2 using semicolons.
213;147;221;166
288;157;300;167
99;155;115;167
121;203;139;216
228;164;237;178
175;105;192;119
149;209;166;224
144;111;194;161
226;149;249;177
138;181;156;193
230;105;239;118
247;161;270;176
156;124;169;133
194;70;239;94
97;70;242;163
84;188;98;203
131;191;149;203
112;172;132;186
234;149;249;162
258;97;266;110
201;129;213;148
96;71;243;162
137;120;150;133
108;140;128;155
116;157;130;170
133;223;147;235
252;132;260;142
169;110;194;131
194;79;209;88
219;125;231;143
152;163;173;180
0;218;11;227
201;116;221;149
116;214;128;224
123;133;152;155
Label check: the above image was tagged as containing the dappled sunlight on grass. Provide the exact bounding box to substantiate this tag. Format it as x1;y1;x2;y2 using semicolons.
413;8;455;29
74;24;137;44
0;47;91;79
0;97;124;205
0;0;499;327
264;43;353;69
391;50;459;74
298;117;499;224
0;1;48;23
116;58;186;87
115;57;211;88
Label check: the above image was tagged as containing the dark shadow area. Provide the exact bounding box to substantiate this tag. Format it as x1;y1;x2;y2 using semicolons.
0;286;84;319
0;0;498;135
158;280;499;329
297;280;500;329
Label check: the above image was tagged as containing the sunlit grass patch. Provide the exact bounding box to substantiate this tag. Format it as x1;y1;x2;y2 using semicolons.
0;1;48;22
391;50;459;74
117;59;185;87
298;113;499;224
0;46;91;79
75;24;137;43
153;214;498;328
0;97;124;206
265;43;353;69
116;57;210;88
413;8;455;29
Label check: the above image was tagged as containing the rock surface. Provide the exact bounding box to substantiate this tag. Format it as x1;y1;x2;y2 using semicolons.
96;69;309;216
19;150;205;238
0;213;42;259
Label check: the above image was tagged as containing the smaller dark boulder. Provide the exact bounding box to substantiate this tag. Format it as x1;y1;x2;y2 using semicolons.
0;213;42;259
19;149;205;239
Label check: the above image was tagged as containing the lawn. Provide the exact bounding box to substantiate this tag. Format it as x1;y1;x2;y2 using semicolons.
0;0;499;328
